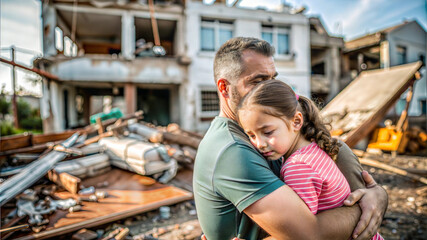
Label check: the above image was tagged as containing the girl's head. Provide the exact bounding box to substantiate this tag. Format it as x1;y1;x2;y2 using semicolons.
237;79;340;160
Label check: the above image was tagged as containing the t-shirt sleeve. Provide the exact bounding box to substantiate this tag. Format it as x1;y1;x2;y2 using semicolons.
281;161;322;214
213;143;284;212
335;140;365;191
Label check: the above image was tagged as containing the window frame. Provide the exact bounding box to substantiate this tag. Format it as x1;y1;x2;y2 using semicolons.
200;19;234;52
261;25;291;58
198;87;220;118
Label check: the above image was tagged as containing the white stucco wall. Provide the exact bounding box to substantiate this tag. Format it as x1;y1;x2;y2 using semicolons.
185;1;311;132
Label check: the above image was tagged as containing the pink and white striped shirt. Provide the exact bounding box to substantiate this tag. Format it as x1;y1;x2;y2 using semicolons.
280;142;383;240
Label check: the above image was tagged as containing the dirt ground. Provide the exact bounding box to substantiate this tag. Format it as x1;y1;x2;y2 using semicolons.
51;153;427;240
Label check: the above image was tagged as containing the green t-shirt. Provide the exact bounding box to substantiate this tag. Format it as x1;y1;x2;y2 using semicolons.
193;117;283;240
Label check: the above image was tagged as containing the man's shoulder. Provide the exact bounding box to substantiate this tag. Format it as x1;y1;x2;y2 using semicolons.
199;117;253;152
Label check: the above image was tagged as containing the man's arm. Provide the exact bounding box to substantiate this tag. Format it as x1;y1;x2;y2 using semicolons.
244;185;360;240
335;141;388;239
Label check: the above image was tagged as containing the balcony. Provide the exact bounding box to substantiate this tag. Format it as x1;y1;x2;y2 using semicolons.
47;55;187;84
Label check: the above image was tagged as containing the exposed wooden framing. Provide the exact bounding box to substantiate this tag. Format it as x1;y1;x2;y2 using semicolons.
0;133;79;206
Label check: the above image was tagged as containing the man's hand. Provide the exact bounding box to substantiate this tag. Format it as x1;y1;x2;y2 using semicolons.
344;170;388;240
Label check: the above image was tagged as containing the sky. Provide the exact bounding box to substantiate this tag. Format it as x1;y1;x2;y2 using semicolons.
1;0;426;96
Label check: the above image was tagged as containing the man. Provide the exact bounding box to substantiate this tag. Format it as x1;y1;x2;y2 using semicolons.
193;37;388;240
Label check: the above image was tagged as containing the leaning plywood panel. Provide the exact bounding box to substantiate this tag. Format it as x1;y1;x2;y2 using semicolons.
14;169;192;240
321;61;422;147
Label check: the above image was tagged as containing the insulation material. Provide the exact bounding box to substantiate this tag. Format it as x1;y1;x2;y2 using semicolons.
99;137;172;175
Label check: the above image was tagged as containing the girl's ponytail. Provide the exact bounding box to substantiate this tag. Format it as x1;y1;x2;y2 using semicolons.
297;96;341;159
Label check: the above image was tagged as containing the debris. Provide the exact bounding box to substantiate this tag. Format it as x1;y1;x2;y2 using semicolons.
11;169;192;240
47;171;81;194
72;228;98;240
358;157;427;184
321;61;423;147
0;133;80;206
159;206;171;220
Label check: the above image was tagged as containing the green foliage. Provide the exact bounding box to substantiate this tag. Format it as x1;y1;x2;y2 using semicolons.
17;98;32;121
20;117;42;130
0;95;10;116
16;98;42;131
0;121;18;136
0;98;43;136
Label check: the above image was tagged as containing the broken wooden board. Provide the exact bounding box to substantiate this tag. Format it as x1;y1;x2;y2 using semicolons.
321;61;423;147
14;168;192;240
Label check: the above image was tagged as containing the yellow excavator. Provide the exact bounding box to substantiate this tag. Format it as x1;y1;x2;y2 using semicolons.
368;77;426;155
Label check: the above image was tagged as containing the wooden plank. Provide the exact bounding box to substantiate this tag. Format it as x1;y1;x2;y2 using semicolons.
0;134;32;152
15;169;192;240
32;130;78;145
321;61;423;147
359;158;427;184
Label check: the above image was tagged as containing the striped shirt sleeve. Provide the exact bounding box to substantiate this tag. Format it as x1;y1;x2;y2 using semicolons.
282;162;323;214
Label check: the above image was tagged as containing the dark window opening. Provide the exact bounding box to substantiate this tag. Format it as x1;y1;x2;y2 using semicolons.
137;88;170;126
312;62;325;75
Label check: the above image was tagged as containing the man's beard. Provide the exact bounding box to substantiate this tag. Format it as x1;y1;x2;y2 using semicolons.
228;85;242;115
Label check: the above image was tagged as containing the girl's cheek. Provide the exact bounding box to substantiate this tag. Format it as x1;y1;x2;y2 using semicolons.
250;141;258;149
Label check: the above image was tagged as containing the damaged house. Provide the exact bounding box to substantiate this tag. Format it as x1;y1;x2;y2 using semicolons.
35;0;340;133
309;16;345;103
343;20;427;129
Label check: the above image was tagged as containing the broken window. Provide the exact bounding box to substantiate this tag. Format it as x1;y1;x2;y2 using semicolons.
200;90;219;113
262;25;290;55
200;19;233;51
135;17;176;57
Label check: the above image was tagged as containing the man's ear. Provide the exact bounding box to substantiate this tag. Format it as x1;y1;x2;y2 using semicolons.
217;78;229;98
293;111;304;131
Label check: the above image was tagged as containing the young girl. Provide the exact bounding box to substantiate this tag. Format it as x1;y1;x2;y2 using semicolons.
237;79;383;240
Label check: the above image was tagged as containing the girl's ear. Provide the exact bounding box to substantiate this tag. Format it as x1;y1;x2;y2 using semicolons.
292;111;304;131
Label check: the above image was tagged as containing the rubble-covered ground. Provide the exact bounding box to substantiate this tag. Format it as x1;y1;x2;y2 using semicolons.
367;153;427;240
56;153;426;240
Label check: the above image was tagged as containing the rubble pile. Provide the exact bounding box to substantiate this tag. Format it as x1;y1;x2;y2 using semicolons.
0;111;197;239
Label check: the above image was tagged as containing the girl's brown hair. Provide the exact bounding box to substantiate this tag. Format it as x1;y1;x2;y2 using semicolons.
237;79;341;158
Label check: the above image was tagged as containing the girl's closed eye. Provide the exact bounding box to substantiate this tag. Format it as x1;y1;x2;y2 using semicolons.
264;130;274;136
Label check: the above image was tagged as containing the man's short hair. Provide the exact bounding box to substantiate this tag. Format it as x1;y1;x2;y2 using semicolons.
213;37;275;83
